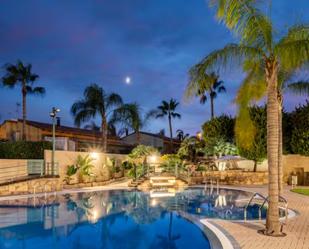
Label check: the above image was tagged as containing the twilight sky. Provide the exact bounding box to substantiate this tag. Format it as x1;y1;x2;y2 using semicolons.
0;0;308;136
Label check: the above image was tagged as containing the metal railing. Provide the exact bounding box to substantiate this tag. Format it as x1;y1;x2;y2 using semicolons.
259;195;289;224
27;160;44;175
244;192;289;223
244;192;267;221
45;162;59;176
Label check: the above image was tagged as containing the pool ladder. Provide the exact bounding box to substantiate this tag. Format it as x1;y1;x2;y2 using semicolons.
244;192;288;227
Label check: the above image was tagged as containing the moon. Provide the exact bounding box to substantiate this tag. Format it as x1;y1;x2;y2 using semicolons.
125;76;131;85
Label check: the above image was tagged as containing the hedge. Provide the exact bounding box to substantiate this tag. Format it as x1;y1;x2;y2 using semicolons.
0;141;52;159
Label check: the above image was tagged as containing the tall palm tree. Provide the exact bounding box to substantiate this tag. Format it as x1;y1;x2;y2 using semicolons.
109;103;147;144
277;76;309;193
191;1;309;235
186;71;226;119
1;60;45;140
71;83;123;152
154;99;181;151
236;65;309;194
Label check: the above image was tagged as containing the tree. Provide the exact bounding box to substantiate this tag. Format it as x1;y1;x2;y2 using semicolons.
153;99;181;152
186;71;225;119
237;106;267;172
71;83;123;152
109;103;146;144
191;0;309;235
2;60;45;140
176;129;189;141
290;101;309;156
201;115;235;144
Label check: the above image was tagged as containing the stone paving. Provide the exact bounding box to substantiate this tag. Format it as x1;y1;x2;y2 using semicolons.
212;185;309;249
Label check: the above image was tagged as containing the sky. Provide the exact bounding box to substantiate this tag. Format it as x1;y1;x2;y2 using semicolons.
0;0;308;136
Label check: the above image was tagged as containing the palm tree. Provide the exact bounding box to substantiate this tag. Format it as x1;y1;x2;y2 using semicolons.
153;99;181;151
236;65;309;194
186;71;226;119
176;129;189;141
109;103;145;144
71;83;123;152
1;60;45;140
191;1;309;235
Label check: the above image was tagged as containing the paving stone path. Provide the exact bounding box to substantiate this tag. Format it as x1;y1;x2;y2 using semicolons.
212;186;309;249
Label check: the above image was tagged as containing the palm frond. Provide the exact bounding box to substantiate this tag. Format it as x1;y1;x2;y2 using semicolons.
106;93;123;110
171;113;181;119
210;0;273;51
27;86;46;96
275;24;309;71
185;44;263;100
235;69;266;149
287;81;309;95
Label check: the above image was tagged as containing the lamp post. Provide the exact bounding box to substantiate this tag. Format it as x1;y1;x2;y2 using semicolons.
49;107;60;175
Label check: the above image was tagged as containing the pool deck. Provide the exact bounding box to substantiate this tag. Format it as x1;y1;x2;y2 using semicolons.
211;185;309;249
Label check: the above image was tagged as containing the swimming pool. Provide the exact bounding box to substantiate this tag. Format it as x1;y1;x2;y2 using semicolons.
0;188;269;249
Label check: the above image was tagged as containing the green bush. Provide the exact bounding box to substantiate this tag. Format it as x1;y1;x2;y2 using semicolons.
201;115;235;143
290;101;309;156
0;141;52;159
177;137;204;161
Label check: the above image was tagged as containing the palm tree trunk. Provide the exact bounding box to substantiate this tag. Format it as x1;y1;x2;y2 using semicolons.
102;117;107;153
210;95;214;119
168;114;173;152
278;97;283;196
265;61;281;235
22;82;27;141
136;130;141;144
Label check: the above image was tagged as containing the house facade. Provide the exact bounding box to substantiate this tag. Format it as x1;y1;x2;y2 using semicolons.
121;131;181;153
0;119;133;154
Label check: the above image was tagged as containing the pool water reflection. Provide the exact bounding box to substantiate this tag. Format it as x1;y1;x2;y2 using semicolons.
0;188;267;249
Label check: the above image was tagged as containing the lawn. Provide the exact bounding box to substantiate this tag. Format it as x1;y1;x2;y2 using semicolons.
291;188;309;196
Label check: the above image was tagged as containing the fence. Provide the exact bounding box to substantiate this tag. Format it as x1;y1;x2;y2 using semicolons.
27;160;45;175
0;159;28;184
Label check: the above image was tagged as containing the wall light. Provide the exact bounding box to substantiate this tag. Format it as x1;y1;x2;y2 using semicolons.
148;154;157;164
90;152;99;160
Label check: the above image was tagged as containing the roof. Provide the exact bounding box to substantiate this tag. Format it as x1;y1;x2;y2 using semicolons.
2;119;131;146
122;131;181;144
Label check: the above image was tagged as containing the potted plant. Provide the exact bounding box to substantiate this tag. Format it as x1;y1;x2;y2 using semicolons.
65;164;78;185
76;154;95;183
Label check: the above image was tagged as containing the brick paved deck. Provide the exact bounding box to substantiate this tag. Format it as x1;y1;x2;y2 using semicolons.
212;186;309;249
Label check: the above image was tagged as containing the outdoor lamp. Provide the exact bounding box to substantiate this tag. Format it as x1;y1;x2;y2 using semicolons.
50;107;60;176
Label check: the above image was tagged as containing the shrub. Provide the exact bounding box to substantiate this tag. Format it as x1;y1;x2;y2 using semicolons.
0;141;52;159
201;115;235;143
177;137;204;162
65;164;78;184
290;101;309;156
76;154;95;177
160;154;184;174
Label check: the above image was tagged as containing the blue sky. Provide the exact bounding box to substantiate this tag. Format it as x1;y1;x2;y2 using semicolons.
0;0;308;135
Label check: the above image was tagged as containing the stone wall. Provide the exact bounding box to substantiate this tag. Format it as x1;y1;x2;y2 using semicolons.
234;155;309;185
0;177;61;196
0;159;27;184
187;170;268;185
44;150;128;184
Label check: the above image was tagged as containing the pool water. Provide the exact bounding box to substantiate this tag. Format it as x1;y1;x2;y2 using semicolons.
0;188;270;249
